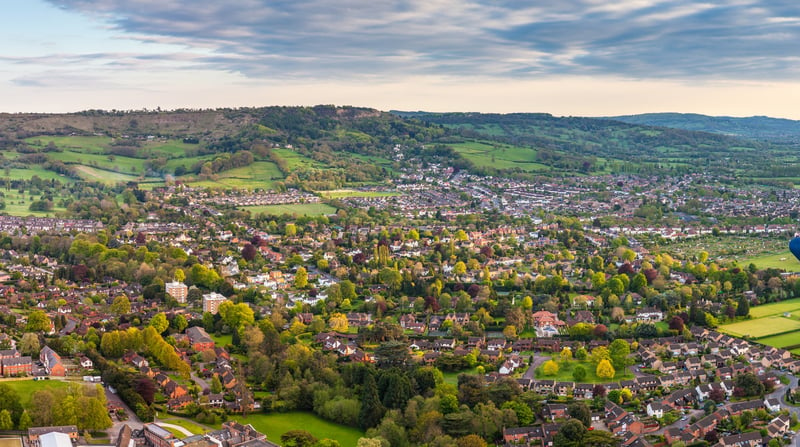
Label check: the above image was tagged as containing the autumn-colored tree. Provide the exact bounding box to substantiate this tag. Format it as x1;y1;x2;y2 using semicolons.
542;360;559;376
596;359;615;379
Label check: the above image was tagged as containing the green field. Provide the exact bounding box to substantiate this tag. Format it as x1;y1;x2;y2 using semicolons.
271;148;326;170
442;367;480;386
26;135;112;153
2;379;72;408
189;162;284;190
746;251;800;271
242;203;337;216
757;333;800;349
158;418;212;435
449;141;549;172
748;298;800;319
320;189;400;199
535;359;634;383
210;333;232;346
228;412;363;446
719;316;800;338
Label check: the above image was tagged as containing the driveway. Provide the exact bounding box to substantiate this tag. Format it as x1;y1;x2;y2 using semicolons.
769;372;799;446
523;353;549;380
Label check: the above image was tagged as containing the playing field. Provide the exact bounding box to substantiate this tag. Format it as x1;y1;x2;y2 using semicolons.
719;315;800;338
242;203;337;216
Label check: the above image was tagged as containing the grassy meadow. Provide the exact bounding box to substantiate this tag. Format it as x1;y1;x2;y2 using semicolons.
719;315;800;338
227;412;363;446
449;141;549;171
242;203;337;216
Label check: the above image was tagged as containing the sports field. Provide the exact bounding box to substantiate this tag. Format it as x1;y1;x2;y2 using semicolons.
748;297;800;318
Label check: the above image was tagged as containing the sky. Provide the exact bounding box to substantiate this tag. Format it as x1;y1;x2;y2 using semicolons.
2;0;800;118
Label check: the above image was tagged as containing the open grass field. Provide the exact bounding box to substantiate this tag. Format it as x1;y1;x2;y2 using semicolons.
748;298;800;319
320;189;400;199
271;148;327;170
719;315;800;338
242;203;337;216
228;412;363;446
2;379;72;408
535;359;634;383
189;162;284;190
72;165;153;184
210;333;232;347
746;251;800;271
449;141;549;172
757;333;800;349
26;135;112;153
442;367;479;386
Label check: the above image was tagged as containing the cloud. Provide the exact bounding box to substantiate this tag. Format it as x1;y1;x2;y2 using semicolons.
35;0;800;81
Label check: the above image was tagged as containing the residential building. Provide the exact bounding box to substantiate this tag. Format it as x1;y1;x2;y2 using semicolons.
165;281;188;303
203;292;228;314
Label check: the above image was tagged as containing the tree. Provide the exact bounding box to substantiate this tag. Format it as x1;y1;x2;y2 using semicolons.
553;419;586;447
568;402;591;427
78;396;112;430
174;268;186;283
572;365;587;382
25;310;51;332
456;434;487;447
281;430;317;447
359;373;384;430
734;373;765;397
295;267;308;289
328;313;349;332
110;295;131;315
542;360;559;376
284;223;297;237
503;325;517;340
241;243;257;262
18;410;32;430
737;295;750;317
453;261;467;277
19;332;40;356
560;347;573;364
218;301;255;330
0;410;12;430
596;359;615;380
149;312;169;334
608;339;630;373
590;346;610;365
582;430;618;447
172;314;188;332
210;375;223;394
668;315;684;332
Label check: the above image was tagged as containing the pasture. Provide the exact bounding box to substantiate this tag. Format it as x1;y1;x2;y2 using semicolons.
242;203;337;216
449;141;549;172
271;148;326;170
227;412;363;446
747;297;800;319
757;333;800;349
719;315;800;338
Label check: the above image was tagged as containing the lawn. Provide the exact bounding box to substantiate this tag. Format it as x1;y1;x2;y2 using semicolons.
536;360;634;384
210;333;232;347
242;203;337;216
158;418;213;435
442;368;479;386
748;297;800;319
2;379;72;408
746;251;800;271
719;316;800;338
757;333;800;349
227;412;363;446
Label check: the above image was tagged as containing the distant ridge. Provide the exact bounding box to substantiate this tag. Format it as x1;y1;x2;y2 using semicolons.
608;112;800;143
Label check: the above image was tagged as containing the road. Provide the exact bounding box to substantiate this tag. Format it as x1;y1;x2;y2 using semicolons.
768;372;800;446
523;353;549;380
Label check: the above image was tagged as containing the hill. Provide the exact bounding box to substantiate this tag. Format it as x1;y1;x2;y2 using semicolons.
392;111;800;179
608;112;800;143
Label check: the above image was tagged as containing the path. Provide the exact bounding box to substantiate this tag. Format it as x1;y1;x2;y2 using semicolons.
769;372;800;446
523;353;548;380
154;422;195;437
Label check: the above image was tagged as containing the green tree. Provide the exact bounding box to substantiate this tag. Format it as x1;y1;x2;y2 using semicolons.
294;267;308;288
0;409;12;430
281;430;316;447
19;332;40;356
149;312;169;334
284;223;297;237
218;302;255;331
568;402;591;427
572;365;587;382
0;384;22;424
359;373;384;430
210;375;223;394
608;339;630;373
172;314;188;332
553;419;586;447
17;410;32;430
737;295;750;317
110;295;131;315
25;310;51;332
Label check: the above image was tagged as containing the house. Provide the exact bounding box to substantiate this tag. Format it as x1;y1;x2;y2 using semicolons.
186;326;215;352
646;402;670;419
716;431;762;447
544;403;568;421
39;346;65;376
765;397;781;412
79;356;93;369
766;414;790;439
635;307;663;322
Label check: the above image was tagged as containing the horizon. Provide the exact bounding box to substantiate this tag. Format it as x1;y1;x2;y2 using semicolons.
2;1;800;119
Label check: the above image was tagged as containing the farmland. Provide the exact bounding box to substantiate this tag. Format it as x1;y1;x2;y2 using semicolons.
449;141;549;172
747;297;800;319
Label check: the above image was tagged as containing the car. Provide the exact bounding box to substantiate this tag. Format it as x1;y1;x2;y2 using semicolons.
680;416;688;421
